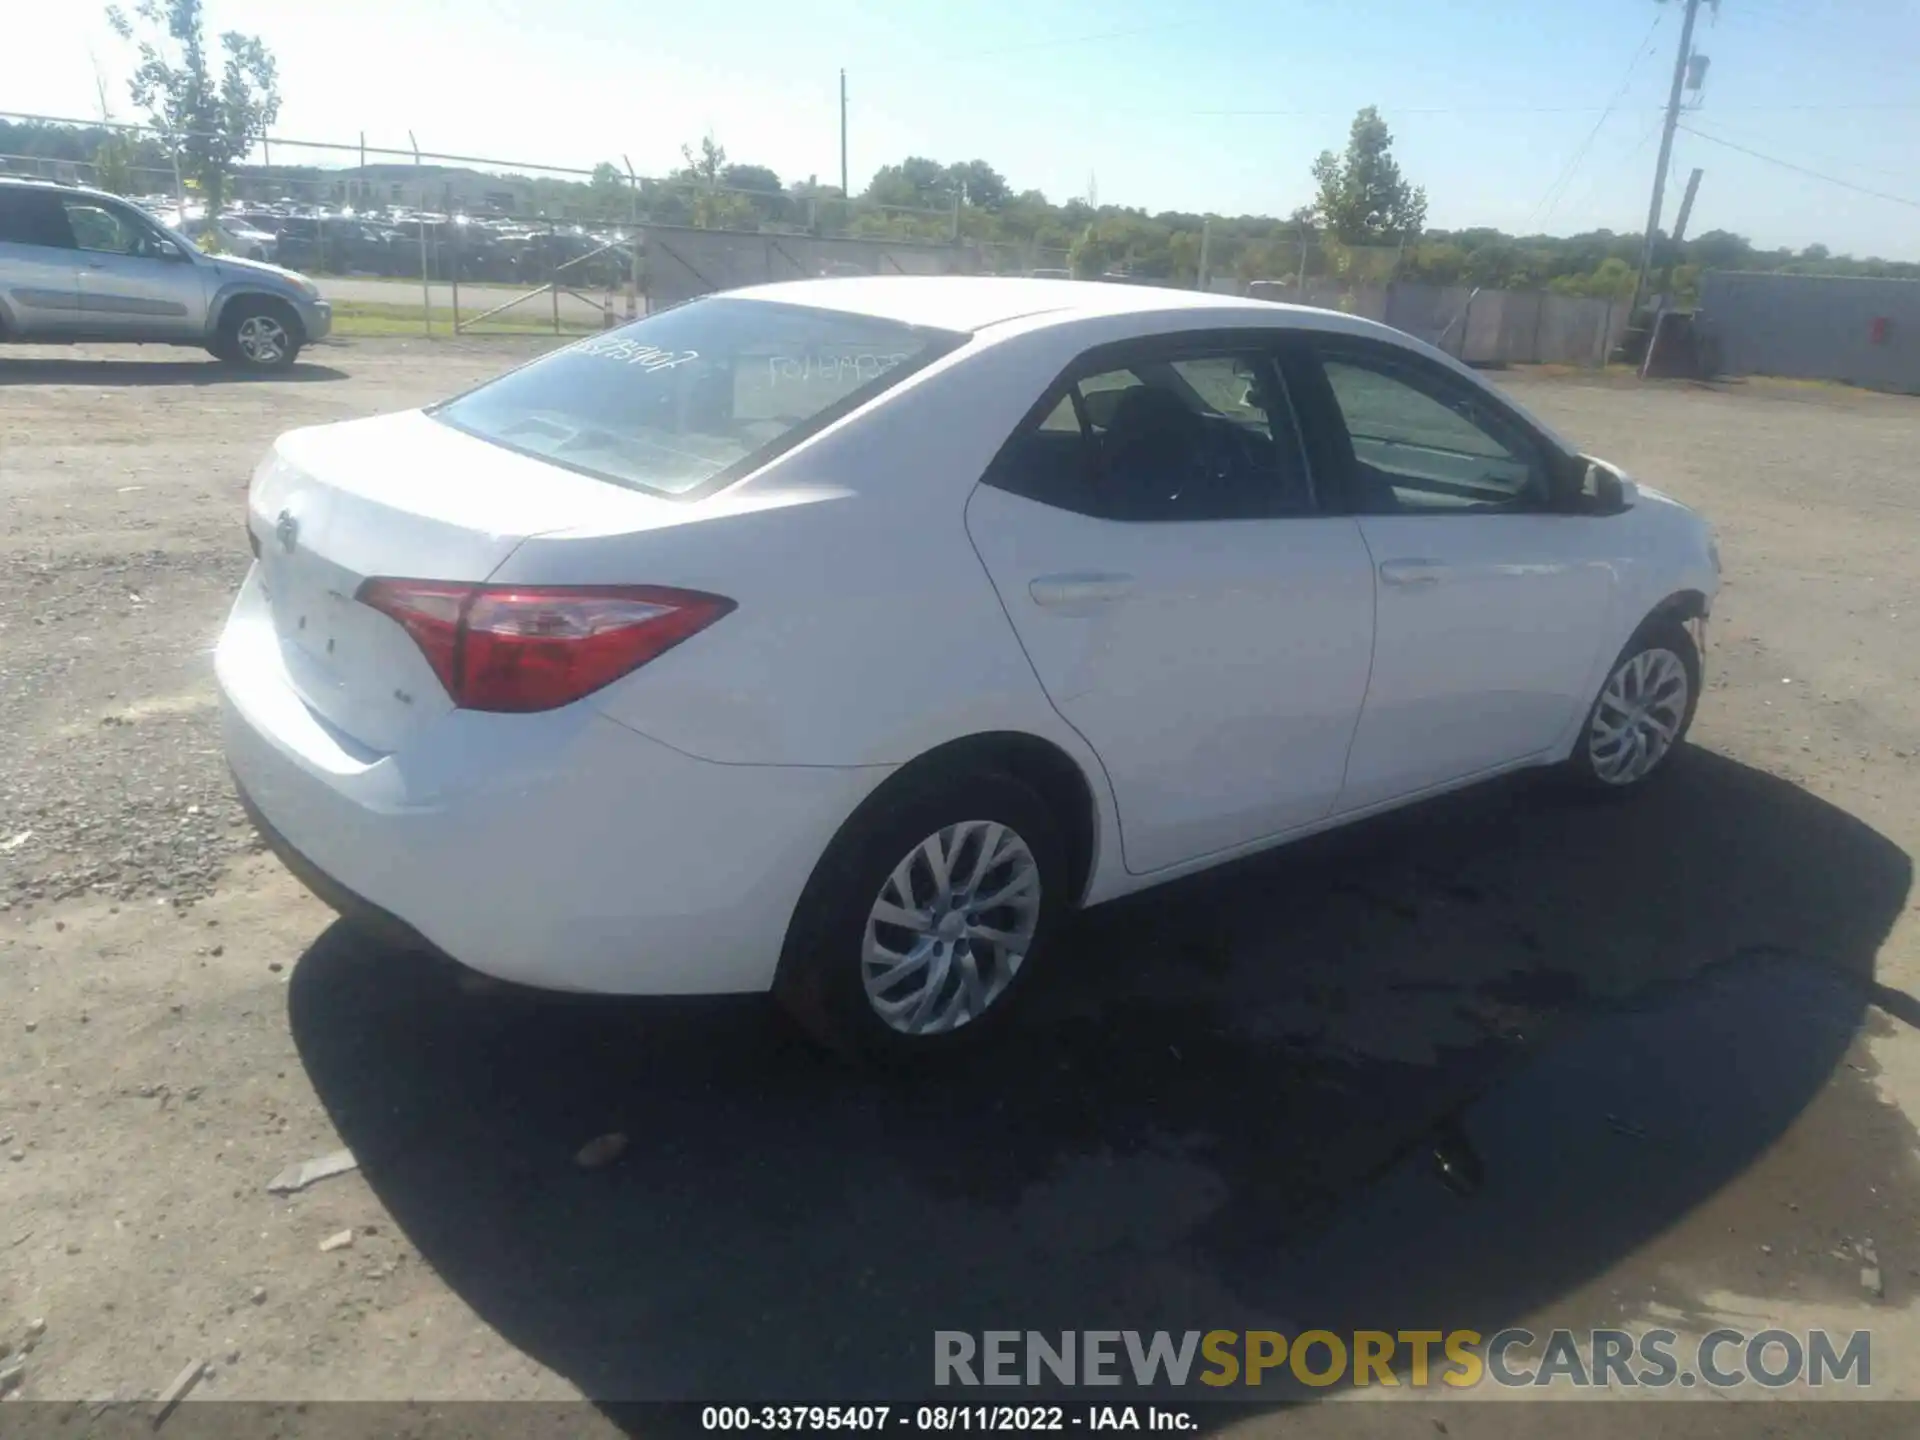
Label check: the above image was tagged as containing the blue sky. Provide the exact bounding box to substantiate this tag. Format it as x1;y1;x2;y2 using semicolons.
10;0;1920;257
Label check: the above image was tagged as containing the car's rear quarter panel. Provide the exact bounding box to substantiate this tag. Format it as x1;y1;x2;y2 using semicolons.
491;328;1078;769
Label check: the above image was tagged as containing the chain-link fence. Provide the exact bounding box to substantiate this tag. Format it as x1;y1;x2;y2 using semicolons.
0;111;975;337
0;111;1621;363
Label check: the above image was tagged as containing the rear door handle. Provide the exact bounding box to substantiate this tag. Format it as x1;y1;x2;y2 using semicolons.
1029;572;1135;607
1378;559;1446;588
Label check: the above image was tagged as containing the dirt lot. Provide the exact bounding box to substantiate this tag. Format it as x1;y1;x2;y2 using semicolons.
2;338;1918;1428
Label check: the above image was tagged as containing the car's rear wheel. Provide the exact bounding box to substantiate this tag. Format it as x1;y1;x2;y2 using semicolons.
1567;617;1700;791
213;299;302;370
775;769;1069;1062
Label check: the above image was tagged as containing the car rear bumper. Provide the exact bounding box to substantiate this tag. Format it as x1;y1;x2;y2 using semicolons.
233;780;441;957
216;570;887;994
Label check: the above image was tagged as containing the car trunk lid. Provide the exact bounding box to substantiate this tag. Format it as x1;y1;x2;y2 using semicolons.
247;410;675;753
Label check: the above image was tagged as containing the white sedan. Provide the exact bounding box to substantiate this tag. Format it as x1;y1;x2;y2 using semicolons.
217;277;1719;1058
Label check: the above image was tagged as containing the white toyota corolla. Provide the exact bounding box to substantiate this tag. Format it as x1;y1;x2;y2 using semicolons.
218;277;1719;1057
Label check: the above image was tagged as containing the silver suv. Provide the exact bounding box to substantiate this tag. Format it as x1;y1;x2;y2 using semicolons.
0;178;331;370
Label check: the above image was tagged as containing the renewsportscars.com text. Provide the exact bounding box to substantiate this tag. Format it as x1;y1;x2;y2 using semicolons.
934;1328;1871;1390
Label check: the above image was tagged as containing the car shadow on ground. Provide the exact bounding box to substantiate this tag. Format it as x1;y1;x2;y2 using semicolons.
287;748;1913;1413
0;355;347;385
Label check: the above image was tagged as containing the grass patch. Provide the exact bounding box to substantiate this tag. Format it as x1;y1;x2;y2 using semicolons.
327;300;599;338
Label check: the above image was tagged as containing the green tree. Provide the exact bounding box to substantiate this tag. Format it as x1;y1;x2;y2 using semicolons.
679;132;727;186
945;159;1009;211
1068;225;1112;279
586;160;629;217
1310;106;1427;244
92;133;137;194
105;0;280;217
674;133;755;229
865;157;949;211
720;163;782;194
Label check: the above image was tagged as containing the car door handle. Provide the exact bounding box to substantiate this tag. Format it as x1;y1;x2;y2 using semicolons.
1378;559;1446;588
1029;572;1135;607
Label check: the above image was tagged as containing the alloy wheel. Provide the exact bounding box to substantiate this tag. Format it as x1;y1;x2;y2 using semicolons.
235;314;289;365
861;820;1042;1035
1588;647;1690;785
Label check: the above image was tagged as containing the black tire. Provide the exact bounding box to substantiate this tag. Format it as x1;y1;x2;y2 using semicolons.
214;298;303;371
774;768;1071;1064
1564;616;1702;793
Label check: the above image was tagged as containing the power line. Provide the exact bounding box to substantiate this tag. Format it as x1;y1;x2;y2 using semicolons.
1542;104;1665;236
1526;7;1668;229
1668;117;1912;181
1677;123;1920;209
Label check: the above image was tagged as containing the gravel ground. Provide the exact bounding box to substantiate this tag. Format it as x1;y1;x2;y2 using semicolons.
1;339;1917;1430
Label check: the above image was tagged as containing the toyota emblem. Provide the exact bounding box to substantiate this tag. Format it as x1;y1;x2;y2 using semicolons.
274;509;299;555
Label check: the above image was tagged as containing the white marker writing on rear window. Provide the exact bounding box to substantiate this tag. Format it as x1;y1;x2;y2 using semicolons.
568;336;700;371
766;353;908;387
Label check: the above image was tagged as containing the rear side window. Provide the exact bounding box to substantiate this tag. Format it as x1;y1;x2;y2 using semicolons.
0;188;76;248
985;345;1317;522
432;298;964;498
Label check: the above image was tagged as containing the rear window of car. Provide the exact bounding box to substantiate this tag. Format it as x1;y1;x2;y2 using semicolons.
430;297;966;498
0;188;76;248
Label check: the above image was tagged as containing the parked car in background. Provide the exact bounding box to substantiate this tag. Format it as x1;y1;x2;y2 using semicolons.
0;178;330;368
219;276;1719;1060
168;212;280;262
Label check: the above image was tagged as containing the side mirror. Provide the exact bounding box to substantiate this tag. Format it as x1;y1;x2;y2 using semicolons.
1578;461;1635;513
1590;464;1623;509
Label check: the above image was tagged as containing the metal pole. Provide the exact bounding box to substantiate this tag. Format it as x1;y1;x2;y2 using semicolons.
1671;167;1704;247
551;221;561;335
1631;0;1703;318
449;184;461;329
623;154;640;321
409;130;430;335
839;69;848;198
1197;218;1212;291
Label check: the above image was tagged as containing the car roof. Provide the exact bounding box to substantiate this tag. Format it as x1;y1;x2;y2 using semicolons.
0;176;115;201
722;275;1310;334
720;273;1587;460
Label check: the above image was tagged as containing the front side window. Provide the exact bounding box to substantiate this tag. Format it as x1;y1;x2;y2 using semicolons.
432;297;964;497
986;346;1316;522
60;200;178;260
1313;343;1555;513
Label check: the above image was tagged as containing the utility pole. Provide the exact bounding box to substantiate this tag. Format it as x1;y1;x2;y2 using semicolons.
839;69;849;198
1631;0;1704;317
1671;166;1704;246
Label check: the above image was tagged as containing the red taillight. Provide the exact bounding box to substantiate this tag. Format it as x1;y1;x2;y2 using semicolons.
357;579;469;699
356;579;734;713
